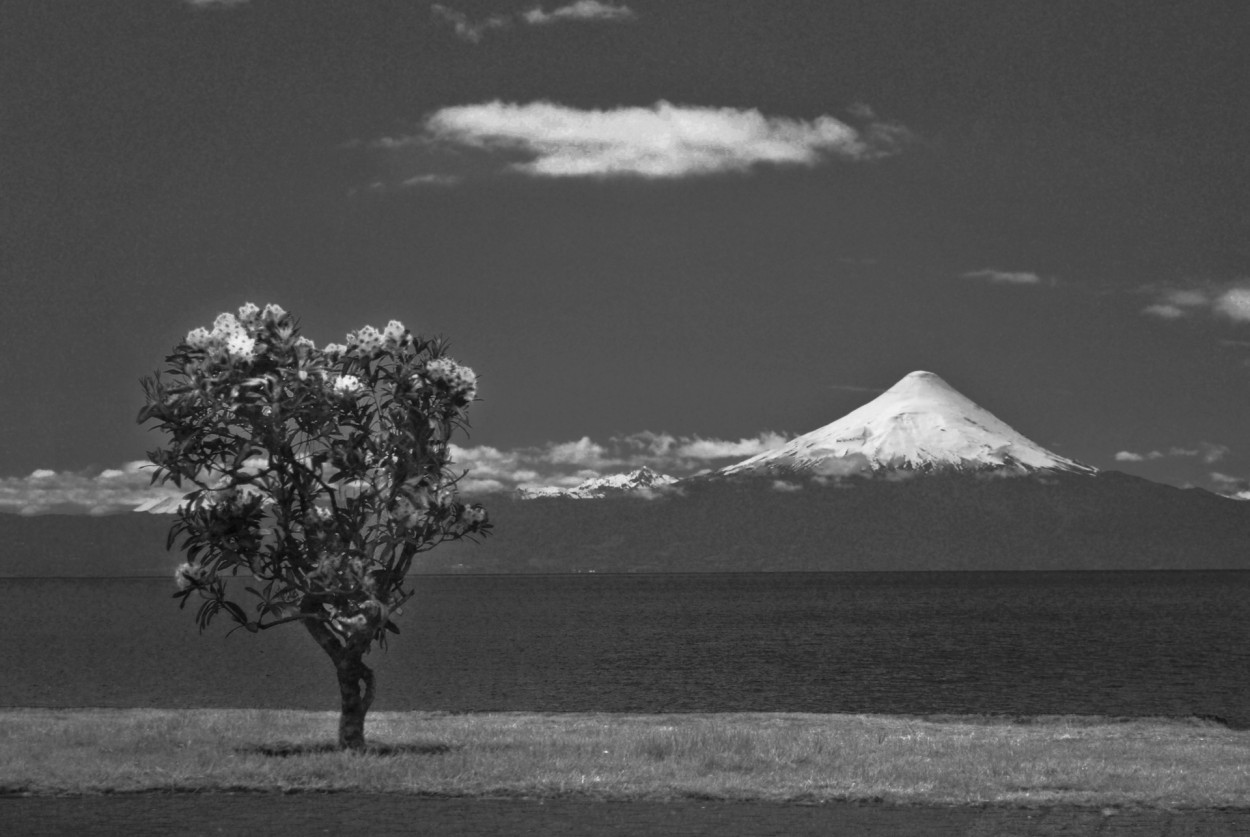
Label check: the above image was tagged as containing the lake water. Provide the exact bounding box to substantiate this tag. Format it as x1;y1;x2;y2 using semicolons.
3;572;1248;725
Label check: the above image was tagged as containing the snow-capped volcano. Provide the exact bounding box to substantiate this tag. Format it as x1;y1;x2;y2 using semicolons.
721;371;1096;477
518;466;678;499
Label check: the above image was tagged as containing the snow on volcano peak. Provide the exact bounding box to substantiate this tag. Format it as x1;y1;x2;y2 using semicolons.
720;370;1096;477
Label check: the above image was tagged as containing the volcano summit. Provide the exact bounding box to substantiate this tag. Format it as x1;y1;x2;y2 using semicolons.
721;371;1095;478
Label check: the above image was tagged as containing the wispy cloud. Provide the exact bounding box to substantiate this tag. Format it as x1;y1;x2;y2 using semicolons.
1141;282;1250;323
431;4;512;43
522;1;636;25
961;269;1047;286
382;100;911;181
433;2;634;42
401;173;461;188
672;433;789;461
1210;472;1250;501
1114;443;1230;465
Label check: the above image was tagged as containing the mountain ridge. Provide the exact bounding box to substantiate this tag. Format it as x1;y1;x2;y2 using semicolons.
517;466;678;499
5;370;1248;576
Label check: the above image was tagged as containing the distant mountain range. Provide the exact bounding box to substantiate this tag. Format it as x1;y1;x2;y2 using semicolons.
516;466;678;499
424;371;1249;573
3;370;1248;576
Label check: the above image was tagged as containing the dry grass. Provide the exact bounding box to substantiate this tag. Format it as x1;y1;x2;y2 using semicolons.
1;709;1247;807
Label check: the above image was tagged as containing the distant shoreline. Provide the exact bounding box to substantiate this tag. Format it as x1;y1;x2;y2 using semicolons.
7;568;1250;580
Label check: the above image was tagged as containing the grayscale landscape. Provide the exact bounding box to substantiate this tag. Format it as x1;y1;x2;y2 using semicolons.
2;1;1249;833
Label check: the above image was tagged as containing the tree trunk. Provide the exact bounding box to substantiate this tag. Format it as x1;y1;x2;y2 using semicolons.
302;601;376;750
335;652;375;751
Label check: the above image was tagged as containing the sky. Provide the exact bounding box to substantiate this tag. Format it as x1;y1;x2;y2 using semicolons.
2;0;1249;513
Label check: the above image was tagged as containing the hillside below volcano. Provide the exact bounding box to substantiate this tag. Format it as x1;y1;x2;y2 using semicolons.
425;470;1250;573
3;468;1248;576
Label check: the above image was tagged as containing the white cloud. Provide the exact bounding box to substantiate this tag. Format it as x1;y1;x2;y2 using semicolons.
674;433;789;460
1210;472;1250;500
0;462;183;516
395;100;910;180
961;269;1045;286
1215;287;1250;323
1197;443;1231;464
446;431;792;493
433;2;632;42
402;173;461;188
546;436;617;468
1141;304;1185;320
431;4;512;42
9;431;790;511
1113;443;1229;465
811;453;873;478
522;1;636;25
1142;282;1250;324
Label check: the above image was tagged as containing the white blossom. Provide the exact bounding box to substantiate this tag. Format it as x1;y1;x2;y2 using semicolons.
304;505;334;527
332;374;363;395
213;312;244;336
355;325;383;355
237;302;261;326
460;504;488;527
334;613;370;633
185;327;212;349
425;357;478;400
382;320;406;347
224;333;257;362
175;561;209;590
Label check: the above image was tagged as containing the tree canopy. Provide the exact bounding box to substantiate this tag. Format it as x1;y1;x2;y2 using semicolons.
139;303;488;747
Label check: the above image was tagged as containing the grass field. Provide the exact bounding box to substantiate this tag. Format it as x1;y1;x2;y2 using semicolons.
2;709;1247;807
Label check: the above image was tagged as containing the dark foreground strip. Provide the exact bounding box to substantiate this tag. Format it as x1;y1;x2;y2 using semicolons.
3;794;1249;837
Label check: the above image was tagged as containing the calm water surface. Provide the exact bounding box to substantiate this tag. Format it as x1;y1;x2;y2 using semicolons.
3;572;1248;724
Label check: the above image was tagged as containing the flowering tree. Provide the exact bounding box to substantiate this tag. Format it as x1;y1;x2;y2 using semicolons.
138;303;488;749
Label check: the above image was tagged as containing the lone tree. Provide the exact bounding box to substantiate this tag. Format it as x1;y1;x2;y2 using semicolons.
138;303;489;749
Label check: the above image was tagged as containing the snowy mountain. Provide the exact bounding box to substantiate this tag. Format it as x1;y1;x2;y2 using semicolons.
720;370;1095;478
134;495;187;514
518;466;678;499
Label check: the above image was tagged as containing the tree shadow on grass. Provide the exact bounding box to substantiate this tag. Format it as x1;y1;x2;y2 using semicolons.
242;742;459;757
